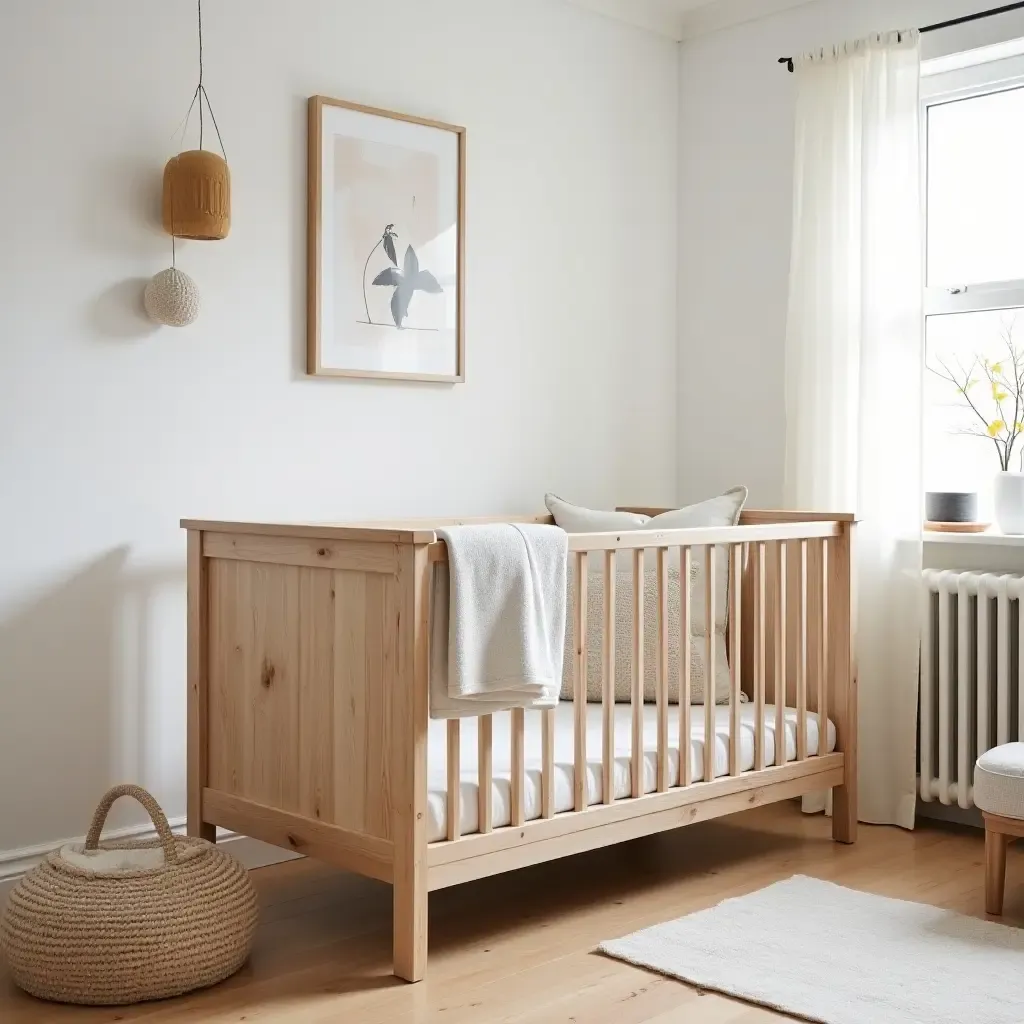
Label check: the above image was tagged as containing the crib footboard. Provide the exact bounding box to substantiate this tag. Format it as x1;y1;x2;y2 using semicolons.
184;520;434;981
183;510;855;985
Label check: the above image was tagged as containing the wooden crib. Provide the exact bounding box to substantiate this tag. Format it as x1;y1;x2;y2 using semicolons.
182;508;855;982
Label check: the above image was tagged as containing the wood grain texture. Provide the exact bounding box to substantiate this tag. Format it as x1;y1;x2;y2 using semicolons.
206;559;301;811
617;507;856;523
186;531;215;842
729;544;742;777
985;811;1024;840
0;805;1000;1024
567;521;840;552
631;549;644;799
542;709;555;819
183;519;433;544
797;540;809;762
203;531;399;573
986;827;1009;914
602;550;616;805
656;548;669;792
574;552;588;812
332;570;395;839
428;762;845;889
680;546;692;787
202;789;393;882
479;714;494;832
830;524;856;844
818;539;830;765
754;543;767;772
511;708;526;826
428;755;844;869
391;543;430;983
447;719;461;842
775;542;787;768
298;567;335;822
703;546;716;785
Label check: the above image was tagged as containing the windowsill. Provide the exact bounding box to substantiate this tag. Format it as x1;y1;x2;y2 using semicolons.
924;529;1024;546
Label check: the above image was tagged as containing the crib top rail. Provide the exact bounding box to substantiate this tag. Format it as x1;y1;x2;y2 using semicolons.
181;510;854;550
424;519;845;562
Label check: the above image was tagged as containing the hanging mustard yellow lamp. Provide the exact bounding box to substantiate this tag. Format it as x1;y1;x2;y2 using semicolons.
162;0;230;241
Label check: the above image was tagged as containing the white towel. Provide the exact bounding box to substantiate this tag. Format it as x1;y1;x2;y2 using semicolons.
430;523;568;719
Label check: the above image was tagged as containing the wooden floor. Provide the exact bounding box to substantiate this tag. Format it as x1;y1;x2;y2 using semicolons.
2;803;1019;1023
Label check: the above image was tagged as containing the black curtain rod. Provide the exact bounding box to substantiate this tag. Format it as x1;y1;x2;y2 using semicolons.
778;1;1024;71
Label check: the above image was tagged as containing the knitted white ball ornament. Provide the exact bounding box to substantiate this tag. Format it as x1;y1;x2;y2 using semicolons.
144;267;200;327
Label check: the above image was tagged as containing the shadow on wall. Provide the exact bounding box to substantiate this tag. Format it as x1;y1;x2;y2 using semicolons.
88;277;159;341
81;158;165;343
0;550;187;857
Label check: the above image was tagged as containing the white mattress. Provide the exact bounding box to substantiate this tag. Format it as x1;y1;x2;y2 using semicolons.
427;702;836;842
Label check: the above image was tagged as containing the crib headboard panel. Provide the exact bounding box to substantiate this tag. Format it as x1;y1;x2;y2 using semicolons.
185;524;434;888
204;555;399;840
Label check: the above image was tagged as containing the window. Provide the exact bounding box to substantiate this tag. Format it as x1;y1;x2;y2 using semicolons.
923;54;1024;509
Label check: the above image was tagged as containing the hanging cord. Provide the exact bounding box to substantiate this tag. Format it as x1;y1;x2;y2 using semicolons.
197;0;203;149
168;0;226;159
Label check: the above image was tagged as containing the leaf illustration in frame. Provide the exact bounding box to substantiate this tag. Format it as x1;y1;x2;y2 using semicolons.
370;243;444;328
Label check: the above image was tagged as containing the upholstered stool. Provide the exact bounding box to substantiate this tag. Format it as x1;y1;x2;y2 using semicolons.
975;743;1024;915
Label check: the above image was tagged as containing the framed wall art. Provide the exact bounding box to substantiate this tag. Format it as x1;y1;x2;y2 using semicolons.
307;95;466;382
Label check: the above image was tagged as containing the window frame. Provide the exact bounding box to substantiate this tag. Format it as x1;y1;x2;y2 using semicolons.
923;54;1024;317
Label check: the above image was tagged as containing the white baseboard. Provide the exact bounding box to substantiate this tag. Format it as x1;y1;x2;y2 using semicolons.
0;817;301;886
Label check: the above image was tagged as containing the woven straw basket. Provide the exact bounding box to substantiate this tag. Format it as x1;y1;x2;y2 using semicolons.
0;784;258;1005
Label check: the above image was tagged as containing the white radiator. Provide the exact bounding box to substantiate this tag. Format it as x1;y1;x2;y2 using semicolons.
920;570;1024;808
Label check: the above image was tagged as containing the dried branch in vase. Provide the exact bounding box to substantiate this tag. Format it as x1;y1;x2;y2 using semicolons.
929;318;1024;473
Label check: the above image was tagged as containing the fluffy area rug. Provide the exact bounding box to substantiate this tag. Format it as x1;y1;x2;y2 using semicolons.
600;875;1024;1024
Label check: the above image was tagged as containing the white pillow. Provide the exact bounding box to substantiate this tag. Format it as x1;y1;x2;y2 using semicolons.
546;488;747;704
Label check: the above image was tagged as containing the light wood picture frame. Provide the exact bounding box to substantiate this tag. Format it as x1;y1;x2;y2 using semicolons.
307;95;466;383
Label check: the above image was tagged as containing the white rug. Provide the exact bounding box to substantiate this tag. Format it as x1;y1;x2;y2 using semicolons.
600;875;1024;1024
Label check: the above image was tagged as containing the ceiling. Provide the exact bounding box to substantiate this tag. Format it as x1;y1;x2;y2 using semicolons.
566;0;819;41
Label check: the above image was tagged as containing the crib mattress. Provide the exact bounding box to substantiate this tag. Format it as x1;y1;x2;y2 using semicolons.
426;703;836;842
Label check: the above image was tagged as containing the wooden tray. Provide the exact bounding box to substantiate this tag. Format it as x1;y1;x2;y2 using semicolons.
924;521;991;534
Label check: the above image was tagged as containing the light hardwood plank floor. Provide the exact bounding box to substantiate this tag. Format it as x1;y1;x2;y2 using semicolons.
1;803;1017;1023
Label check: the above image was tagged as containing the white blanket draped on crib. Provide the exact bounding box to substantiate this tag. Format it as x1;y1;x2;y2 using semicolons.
429;523;568;719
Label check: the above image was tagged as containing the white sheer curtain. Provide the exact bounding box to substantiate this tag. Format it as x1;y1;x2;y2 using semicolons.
784;31;923;829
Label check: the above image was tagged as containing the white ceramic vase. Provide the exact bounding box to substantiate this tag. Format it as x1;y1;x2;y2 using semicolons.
994;471;1024;534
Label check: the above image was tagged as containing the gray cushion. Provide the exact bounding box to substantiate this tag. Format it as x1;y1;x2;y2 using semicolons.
974;743;1024;819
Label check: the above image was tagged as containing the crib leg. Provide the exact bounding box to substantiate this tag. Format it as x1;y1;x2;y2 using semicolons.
832;783;857;844
393;871;428;982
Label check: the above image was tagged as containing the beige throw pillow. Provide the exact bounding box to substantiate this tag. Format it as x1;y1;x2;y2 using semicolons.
546;488;748;705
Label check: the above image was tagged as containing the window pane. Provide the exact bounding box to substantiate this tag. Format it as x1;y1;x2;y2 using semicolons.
927;86;1024;286
925;309;1024;505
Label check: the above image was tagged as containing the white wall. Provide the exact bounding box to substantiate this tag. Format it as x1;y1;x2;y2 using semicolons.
0;0;679;858
676;0;1021;506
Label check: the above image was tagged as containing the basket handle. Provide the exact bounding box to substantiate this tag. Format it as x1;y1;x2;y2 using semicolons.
84;784;180;865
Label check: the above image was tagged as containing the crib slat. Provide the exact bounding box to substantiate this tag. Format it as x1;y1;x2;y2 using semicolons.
574;552;588;813
511;707;525;826
680;546;692;787
632;548;644;799
478;714;493;833
754;541;766;772
446;719;461;841
818;539;829;757
603;550;616;805
775;542;788;768
729;544;742;776
656;548;669;792
542;707;555;818
797;541;808;761
703;546;716;784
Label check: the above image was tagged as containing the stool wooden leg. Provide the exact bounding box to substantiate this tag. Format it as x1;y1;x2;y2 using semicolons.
986;827;1008;916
